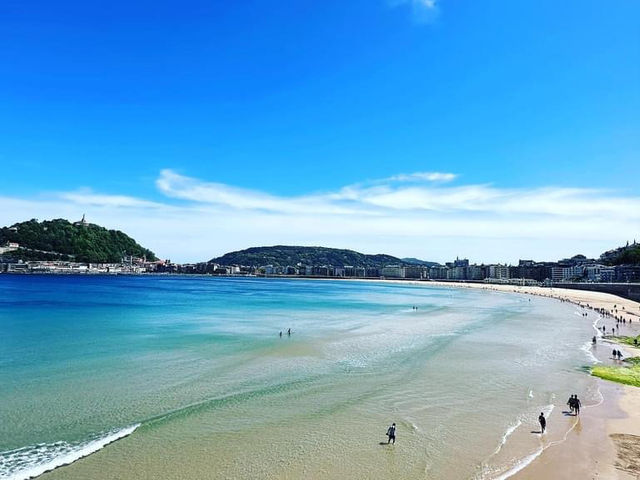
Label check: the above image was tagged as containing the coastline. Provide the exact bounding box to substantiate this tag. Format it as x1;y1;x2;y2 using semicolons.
418;280;640;479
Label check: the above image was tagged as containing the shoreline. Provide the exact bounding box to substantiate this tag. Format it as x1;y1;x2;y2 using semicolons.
415;280;640;479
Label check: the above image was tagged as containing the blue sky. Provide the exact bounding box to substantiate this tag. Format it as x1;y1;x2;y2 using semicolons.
1;0;639;262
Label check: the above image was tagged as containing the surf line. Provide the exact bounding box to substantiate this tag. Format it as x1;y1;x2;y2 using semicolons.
0;424;140;480
490;391;605;480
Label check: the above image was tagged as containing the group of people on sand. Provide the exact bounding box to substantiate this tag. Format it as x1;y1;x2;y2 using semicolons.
535;394;582;436
601;324;618;336
612;349;623;360
593;304;634;325
567;395;582;415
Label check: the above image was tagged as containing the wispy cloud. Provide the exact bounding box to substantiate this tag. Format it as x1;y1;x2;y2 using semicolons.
390;0;440;23
386;172;457;183
153;169;639;219
1;170;638;263
59;189;164;209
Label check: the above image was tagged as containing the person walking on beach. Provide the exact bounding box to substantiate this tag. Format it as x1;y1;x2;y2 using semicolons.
574;395;581;415
386;423;396;444
567;395;575;414
538;412;546;434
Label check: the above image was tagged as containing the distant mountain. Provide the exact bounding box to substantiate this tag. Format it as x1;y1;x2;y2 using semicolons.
211;246;406;268
0;218;157;263
401;257;440;267
600;241;640;266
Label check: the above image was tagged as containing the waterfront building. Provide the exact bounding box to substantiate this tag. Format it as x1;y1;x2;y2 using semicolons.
488;264;510;280
404;266;426;279
467;265;485;281
429;266;449;280
381;265;405;278
550;266;564;282
448;266;467;280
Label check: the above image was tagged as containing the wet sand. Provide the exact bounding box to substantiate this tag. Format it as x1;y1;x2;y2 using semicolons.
421;281;640;480
512;380;640;480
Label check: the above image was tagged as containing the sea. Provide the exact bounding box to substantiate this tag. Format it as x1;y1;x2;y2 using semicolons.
0;275;604;479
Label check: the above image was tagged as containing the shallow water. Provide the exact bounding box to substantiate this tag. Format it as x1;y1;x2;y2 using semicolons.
0;276;601;479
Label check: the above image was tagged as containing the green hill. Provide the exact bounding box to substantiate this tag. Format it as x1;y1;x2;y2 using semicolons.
0;218;157;263
211;246;406;267
401;257;441;267
600;241;640;266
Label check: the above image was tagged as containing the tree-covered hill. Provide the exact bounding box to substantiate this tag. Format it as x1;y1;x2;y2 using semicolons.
401;257;441;267
211;246;407;267
0;218;157;263
600;242;640;266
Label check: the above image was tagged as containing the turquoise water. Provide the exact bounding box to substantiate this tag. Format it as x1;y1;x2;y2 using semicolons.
0;276;601;479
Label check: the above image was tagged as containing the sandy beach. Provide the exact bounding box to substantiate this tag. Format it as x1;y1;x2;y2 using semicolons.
421;281;640;324
420;281;640;480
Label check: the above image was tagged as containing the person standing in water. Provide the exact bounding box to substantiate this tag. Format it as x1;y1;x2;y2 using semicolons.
574;395;581;415
538;412;546;434
386;423;396;444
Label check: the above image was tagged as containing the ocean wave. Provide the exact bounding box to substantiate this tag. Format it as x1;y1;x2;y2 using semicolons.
0;424;139;480
491;446;544;480
580;341;601;364
492;419;522;456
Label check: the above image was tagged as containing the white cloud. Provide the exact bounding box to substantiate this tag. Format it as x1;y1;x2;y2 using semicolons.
390;0;440;23
417;0;436;8
59;189;164;209
386;172;457;183
1;170;638;264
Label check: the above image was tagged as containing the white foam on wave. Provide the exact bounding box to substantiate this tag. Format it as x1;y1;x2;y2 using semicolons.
491;446;544;480
480;404;555;480
0;424;140;480
581;341;601;364
492;419;522;456
593;314;603;337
